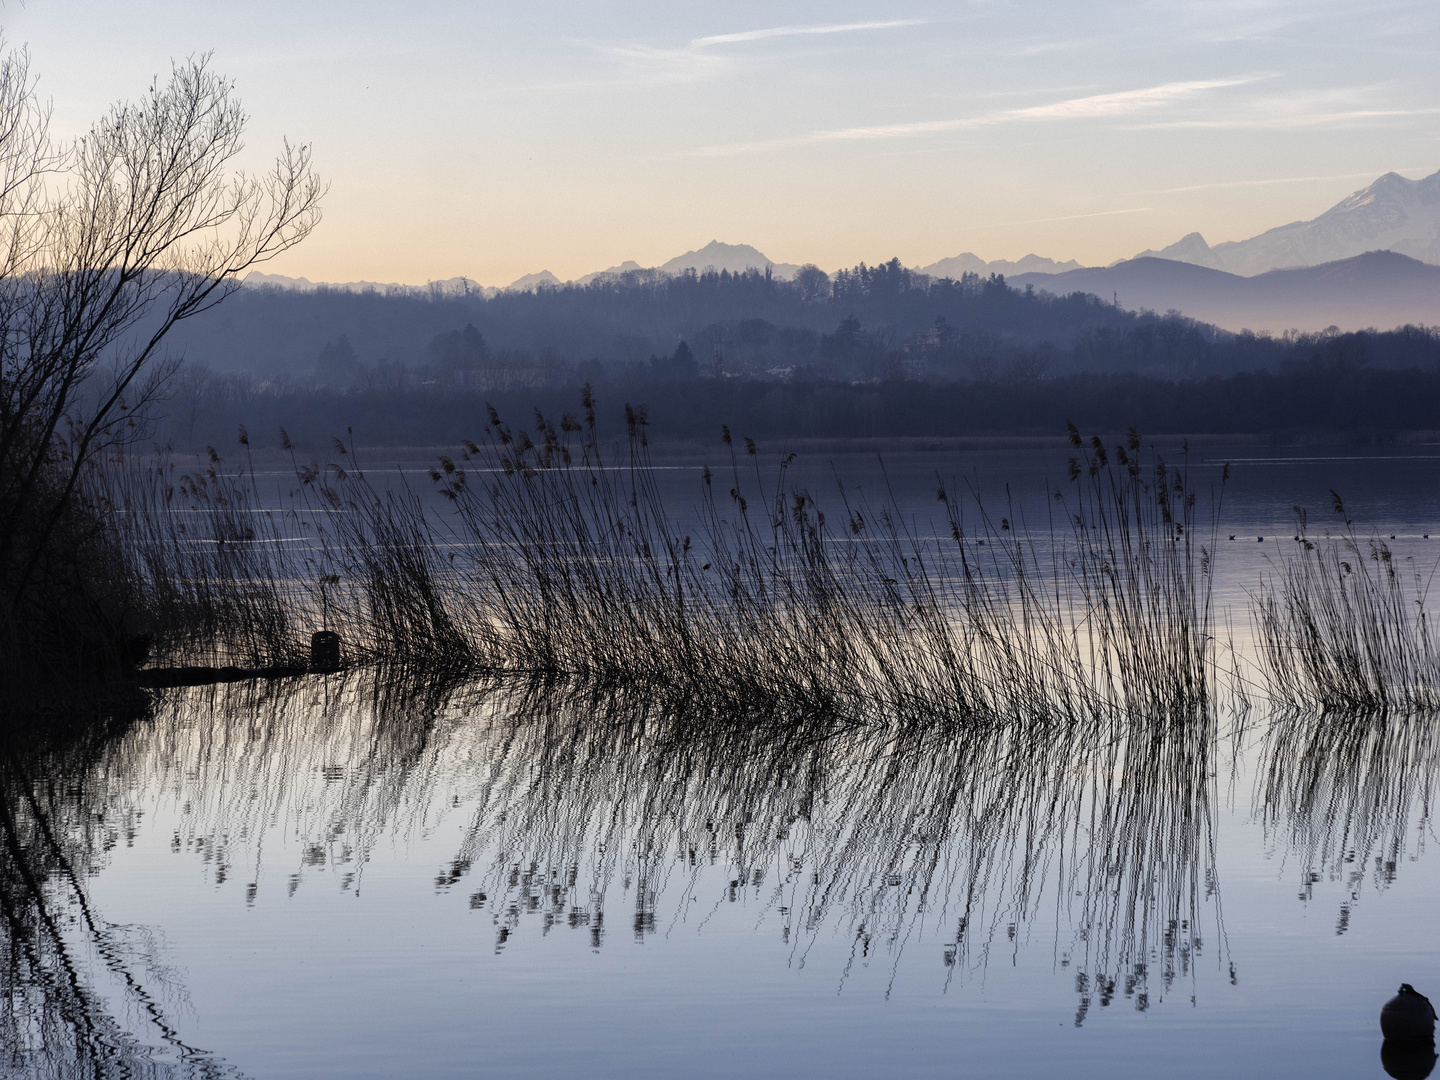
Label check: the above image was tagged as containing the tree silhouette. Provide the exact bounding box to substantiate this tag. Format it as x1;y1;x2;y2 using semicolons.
0;48;323;686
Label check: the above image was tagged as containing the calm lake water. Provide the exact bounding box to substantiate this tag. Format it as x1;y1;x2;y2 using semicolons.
10;440;1440;1078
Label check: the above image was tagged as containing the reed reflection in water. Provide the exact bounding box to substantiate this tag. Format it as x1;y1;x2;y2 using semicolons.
14;670;1440;1073
1256;708;1440;935
71;670;1225;1023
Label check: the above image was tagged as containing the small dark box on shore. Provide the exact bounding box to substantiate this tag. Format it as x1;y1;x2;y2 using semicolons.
310;631;342;672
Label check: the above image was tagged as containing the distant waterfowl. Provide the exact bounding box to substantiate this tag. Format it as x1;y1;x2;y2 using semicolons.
1258;536;1264;542
1382;984;1437;1044
1228;535;1236;540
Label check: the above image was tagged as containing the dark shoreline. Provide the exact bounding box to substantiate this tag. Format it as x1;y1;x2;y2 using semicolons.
156;366;1440;455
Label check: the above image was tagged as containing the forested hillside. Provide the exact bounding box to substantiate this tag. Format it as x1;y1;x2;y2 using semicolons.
167;261;1232;383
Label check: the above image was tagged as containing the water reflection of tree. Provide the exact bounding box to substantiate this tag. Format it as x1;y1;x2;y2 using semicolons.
1256;710;1440;932
109;672;1227;1024
0;707;241;1078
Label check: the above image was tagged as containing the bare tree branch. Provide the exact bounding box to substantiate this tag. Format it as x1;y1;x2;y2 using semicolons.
0;46;324;652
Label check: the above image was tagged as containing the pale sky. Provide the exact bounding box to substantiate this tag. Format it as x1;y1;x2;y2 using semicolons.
9;1;1438;285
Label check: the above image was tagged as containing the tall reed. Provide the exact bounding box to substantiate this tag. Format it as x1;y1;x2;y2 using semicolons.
440;398;1219;724
112;431;476;671
1254;498;1440;711
110;393;1222;728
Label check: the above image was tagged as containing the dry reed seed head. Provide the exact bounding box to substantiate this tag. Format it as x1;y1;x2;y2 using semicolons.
745;437;757;457
722;425;732;446
1128;428;1141;452
333;438;347;456
487;406;502;428
237;425;249;446
1069;458;1081;482
560;415;580;434
440;456;455;475
207;445;220;464
703;466;712;485
1067;422;1082;449
535;408;546;432
463;439;480;455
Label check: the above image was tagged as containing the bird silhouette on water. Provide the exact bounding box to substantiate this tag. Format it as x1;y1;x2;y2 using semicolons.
1384;984;1437;1043
1382;985;1438;1080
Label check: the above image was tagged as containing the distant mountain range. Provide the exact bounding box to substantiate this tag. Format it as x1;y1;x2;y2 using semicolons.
1134;168;1440;275
556;241;803;287
245;272;493;297
1011;250;1440;333
918;252;1082;277
244;166;1440;332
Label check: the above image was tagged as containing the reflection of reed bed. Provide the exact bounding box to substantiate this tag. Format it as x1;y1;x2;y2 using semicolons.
1255;708;1440;916
462;681;1221;1017
101;670;477;900
1254;503;1440;711
0;710;240;1077
115;399;1222;726
94;670;1223;1018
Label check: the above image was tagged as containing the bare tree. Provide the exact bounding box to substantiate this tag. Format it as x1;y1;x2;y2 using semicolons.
0;45;323;675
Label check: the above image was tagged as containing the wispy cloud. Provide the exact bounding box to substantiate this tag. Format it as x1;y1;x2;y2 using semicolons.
1008;78;1259;120
692;20;928;48
695;76;1263;155
588;18;927;88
